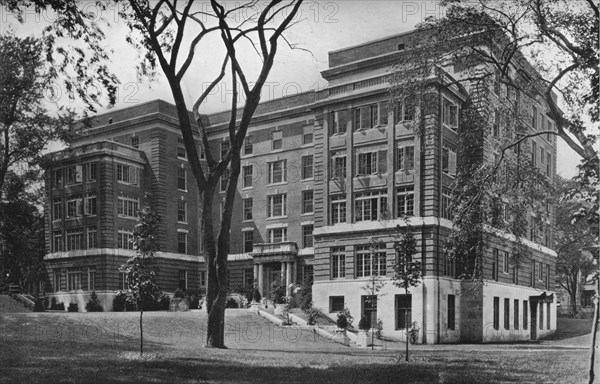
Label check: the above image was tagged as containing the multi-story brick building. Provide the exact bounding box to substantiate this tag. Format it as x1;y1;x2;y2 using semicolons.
44;29;557;343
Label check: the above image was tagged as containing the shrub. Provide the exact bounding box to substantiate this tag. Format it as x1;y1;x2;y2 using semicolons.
252;288;261;303
236;284;254;304
50;297;57;309
225;297;239;308
33;298;45;312
43;297;50;310
358;316;371;331
306;307;325;325
113;290;128;312
67;303;78;312
159;293;171;310
173;288;185;299
185;290;200;309
298;277;313;311
85;291;104;312
270;278;286;304
281;302;292;325
336;307;353;330
375;318;383;339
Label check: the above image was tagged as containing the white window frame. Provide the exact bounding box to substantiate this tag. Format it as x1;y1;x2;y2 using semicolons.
331;247;346;279
267;194;287;218
267;227;287;243
354;191;387;222
330;195;347;225
268;160;287;184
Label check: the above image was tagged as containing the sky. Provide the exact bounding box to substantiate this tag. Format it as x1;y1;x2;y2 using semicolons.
2;0;584;178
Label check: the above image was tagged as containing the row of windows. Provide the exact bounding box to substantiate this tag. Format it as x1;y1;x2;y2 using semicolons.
328;101;418;136
52;195;97;220
53;228;97;252
53;267;96;292
238;157;314;190
490;249;551;290
226;125;314;159
53;163;97;187
329;294;415;330
329;244;388;279
492;297;551;332
241;191;315;221
240;224;314;253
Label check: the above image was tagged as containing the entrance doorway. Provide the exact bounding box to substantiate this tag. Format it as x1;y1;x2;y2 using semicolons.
530;301;537;340
361;295;378;328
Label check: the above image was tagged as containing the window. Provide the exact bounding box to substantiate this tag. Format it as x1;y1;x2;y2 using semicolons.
67;270;82;291
87;227;97;249
220;140;230;160
85;194;97;216
540;147;545;165
119;272;129;290
514;299;519;330
354;102;388;130
394;100;415;123
442;145;457;175
243;269;254;287
268;160;287;184
330;151;347;178
303;125;313;145
546;154;552;176
330;296;345;312
267;194;287;217
330;195;346;225
547;302;551;329
118;228;134;249
302;155;313;179
177;231;187;254
117;195;139;218
178;167;187;191
396;145;414;171
272;130;282;150
54;169;63;187
532;105;538;129
504;298;510;330
131;136;139;149
86;163;97;181
66;229;83;251
243;198;253;220
267;227;287;243
117;164;138;185
66;197;83;218
53;231;63;252
362;295;378;328
448;294;456;330
538;261;543;281
243;136;253;155
66;165;83;185
503;251;509;274
492;249;499;281
302;225;314;248
546;264;551;290
396;186;414;216
329;110;348;135
547;120;553;141
200;271;206;286
355;190;388;222
356;244;386;277
242;165;253;188
395;294;412;329
357;150;387;175
331;247;346;279
243;230;253;253
302;190;314;214
582;291;595;307
532;141;537;164
178;270;188;290
52;199;63;220
441;190;453;220
220;168;229;192
54;269;62;291
531;260;535;287
177;137;186;159
88;268;96;290
442;98;458;129
177;200;187;222
523;300;529;329
493;297;500;330
513;266;518;284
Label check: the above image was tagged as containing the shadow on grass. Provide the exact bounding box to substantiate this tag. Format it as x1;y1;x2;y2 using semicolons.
546;317;593;340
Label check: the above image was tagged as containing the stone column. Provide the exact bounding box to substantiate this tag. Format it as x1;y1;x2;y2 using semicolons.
257;263;264;297
286;261;292;297
281;262;286;283
253;264;259;287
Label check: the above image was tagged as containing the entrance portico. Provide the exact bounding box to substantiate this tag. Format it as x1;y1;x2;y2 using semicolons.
251;242;298;298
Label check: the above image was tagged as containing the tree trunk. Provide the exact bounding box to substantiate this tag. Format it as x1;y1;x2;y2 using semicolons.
139;303;144;356
588;278;599;384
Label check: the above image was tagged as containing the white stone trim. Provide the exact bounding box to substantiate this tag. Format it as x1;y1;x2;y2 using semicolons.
228;253;253;261
44;248;205;263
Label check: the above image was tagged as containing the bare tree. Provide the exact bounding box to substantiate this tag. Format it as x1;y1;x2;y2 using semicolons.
119;0;304;348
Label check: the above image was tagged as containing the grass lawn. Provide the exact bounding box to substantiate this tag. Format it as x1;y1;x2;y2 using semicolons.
0;308;593;384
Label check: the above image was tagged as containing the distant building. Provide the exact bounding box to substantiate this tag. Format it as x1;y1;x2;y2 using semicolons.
44;29;557;343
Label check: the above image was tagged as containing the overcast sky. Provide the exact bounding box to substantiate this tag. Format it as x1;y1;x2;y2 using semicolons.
3;0;582;177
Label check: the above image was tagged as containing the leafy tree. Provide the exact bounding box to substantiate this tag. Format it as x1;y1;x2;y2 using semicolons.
555;176;597;316
392;220;422;361
116;0;304;348
119;197;162;356
361;238;387;350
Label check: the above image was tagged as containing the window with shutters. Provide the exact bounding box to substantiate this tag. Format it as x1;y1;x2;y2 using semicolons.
330;150;347;178
396;145;414;171
329;110;348;135
442;145;457;175
442;98;458;129
357;150;387;175
354;190;388;222
354;102;388;130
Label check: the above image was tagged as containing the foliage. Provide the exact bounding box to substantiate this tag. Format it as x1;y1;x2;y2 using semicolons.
33;297;45;312
358;316;371;331
336;307;353;330
298;276;313;311
225;298;239;309
306;307;325;325
393;222;422;291
173;288;186;299
281;301;292;325
555;176;597;315
270;277;286;305
67;303;78;312
112;290;129;312
85;291;103;312
375;319;383;339
252;287;262;303
236;284;254;304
